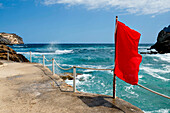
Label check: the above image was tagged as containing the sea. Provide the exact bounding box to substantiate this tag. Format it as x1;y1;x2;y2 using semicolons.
9;44;170;113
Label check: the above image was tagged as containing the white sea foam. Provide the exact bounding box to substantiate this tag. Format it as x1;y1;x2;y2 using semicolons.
17;50;73;55
61;64;113;71
124;85;139;98
58;64;106;71
83;69;95;72
13;45;25;48
153;58;159;62
140;66;170;81
143;63;152;66
55;50;73;54
77;74;92;81
156;53;170;63
144;109;170;113
145;53;170;63
162;64;170;71
139;75;143;79
141;66;170;74
17;52;54;55
65;74;92;86
65;79;73;86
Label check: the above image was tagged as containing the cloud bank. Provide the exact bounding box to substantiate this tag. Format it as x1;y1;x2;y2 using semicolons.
42;0;170;15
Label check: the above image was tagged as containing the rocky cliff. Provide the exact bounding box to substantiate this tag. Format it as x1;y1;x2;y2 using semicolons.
150;25;170;53
0;32;24;45
0;44;29;62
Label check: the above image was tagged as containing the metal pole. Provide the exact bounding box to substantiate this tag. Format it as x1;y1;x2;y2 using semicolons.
43;55;45;67
7;51;9;61
113;73;116;99
73;66;76;92
113;16;118;99
52;58;55;75
30;51;32;62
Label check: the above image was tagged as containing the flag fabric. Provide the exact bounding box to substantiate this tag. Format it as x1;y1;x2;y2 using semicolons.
114;21;142;85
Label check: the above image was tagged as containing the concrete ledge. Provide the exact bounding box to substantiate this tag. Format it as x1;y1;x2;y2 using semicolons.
0;60;143;113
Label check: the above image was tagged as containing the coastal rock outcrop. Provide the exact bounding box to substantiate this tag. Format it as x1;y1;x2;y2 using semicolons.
59;72;82;80
0;44;29;62
150;25;170;53
0;32;24;45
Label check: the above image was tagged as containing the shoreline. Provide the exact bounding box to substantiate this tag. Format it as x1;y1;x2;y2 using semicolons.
0;60;143;113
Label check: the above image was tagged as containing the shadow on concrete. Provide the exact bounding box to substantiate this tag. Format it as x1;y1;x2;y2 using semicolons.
77;96;125;112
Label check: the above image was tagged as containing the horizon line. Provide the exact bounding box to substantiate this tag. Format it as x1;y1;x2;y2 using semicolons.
23;42;154;45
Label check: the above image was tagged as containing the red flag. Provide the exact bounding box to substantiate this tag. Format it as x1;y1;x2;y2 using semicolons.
114;21;142;85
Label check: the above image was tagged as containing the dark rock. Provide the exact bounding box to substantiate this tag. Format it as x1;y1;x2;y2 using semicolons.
140;51;158;54
150;25;170;53
0;32;24;45
59;72;82;80
0;44;29;62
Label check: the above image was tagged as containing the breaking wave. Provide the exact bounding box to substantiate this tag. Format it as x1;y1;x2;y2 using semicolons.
140;66;170;81
17;49;73;55
144;109;170;113
55;50;73;54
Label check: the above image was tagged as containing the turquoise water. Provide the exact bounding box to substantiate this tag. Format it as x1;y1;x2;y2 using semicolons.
9;44;170;113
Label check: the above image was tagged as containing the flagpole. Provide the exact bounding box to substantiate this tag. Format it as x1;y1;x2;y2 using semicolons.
113;16;118;99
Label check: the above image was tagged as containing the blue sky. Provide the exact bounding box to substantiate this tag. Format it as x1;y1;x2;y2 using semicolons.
0;0;170;44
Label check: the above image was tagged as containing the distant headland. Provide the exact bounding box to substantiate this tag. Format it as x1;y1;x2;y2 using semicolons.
0;32;28;62
141;25;170;54
150;25;170;54
0;32;24;45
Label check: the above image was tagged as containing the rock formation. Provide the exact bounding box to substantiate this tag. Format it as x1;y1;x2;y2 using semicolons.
59;72;82;80
0;44;29;62
0;32;24;45
150;25;170;53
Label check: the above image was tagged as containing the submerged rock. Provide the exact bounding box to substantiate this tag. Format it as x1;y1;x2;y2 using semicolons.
150;25;170;53
59;72;82;80
0;44;29;62
0;32;24;45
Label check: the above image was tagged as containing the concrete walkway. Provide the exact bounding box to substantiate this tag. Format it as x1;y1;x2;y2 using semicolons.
0;60;143;113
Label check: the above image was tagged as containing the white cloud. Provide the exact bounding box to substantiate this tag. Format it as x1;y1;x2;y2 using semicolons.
42;0;170;15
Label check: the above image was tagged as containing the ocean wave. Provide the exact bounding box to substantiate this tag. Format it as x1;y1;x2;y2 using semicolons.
144;109;170;113
17;50;73;55
65;79;73;86
72;48;114;53
162;64;170;71
17;52;57;55
77;74;92;81
60;64;113;71
13;45;26;48
65;74;92;86
141;66;170;74
153;58;159;62
83;69;96;72
139;75;144;79
140;66;170;81
55;50;73;54
143;63;152;66
158;53;170;63
123;85;139;98
145;53;170;63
